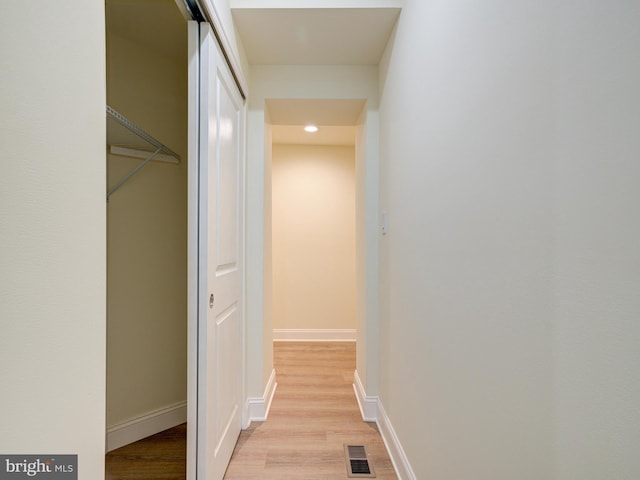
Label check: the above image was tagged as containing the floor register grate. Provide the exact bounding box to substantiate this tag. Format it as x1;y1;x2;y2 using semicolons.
344;444;376;478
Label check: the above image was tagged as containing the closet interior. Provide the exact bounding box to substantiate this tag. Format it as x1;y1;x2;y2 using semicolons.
105;0;189;454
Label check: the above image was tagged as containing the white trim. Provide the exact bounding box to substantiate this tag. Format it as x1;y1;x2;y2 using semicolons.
273;329;356;342
106;401;187;453
376;400;417;480
244;369;277;427
351;374;416;479
186;20;200;480
352;370;378;422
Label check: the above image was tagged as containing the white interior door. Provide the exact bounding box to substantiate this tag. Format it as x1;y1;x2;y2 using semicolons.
196;22;244;480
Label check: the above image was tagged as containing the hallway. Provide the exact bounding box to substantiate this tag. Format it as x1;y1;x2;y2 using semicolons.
105;342;396;479
224;342;397;479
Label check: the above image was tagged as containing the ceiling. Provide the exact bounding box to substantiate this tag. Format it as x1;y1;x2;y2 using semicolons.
231;5;402;65
266;99;366;125
231;2;401;144
106;0;401;145
267;99;366;146
271;125;356;146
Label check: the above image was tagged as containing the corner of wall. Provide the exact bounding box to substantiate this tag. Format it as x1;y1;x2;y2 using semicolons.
352;370;416;480
244;369;277;428
353;370;378;422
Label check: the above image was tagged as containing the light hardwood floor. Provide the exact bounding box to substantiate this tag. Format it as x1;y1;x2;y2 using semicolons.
224;342;397;479
106;342;396;479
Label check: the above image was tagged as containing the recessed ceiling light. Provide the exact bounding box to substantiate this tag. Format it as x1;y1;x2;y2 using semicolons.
304;125;318;133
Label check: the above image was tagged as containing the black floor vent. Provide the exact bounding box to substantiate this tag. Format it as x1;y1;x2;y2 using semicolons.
344;444;376;478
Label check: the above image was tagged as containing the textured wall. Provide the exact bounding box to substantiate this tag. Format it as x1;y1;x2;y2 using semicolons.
0;1;107;476
378;1;640;478
553;1;640;477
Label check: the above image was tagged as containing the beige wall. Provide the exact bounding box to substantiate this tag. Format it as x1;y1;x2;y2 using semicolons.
0;1;107;477
379;0;640;478
106;29;188;427
272;145;356;331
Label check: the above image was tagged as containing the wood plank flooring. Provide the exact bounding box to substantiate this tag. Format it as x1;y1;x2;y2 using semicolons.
105;342;396;479
105;423;186;479
224;342;397;479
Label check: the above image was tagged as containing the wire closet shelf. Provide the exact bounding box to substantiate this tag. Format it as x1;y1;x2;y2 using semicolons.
106;105;180;200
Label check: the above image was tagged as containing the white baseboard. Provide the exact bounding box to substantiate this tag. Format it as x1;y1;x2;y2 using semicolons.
273;329;356;342
106;401;187;452
351;373;416;480
245;369;277;427
353;370;378;422
376;400;417;480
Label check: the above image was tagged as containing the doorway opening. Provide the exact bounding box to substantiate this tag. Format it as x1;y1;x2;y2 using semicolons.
265;98;369;373
271;130;357;341
105;0;189;475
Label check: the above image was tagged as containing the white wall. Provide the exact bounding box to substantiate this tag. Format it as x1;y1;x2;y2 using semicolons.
262;121;274;389
355;109;380;395
106;29;188;430
272;145;356;331
379;0;640;478
244;109;272;398
0;1;106;478
244;107;275;400
553;2;640;477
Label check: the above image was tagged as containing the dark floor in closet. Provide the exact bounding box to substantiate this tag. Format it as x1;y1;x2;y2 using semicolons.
105;423;186;480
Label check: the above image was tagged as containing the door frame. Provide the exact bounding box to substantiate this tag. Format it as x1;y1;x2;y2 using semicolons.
186;20;200;480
